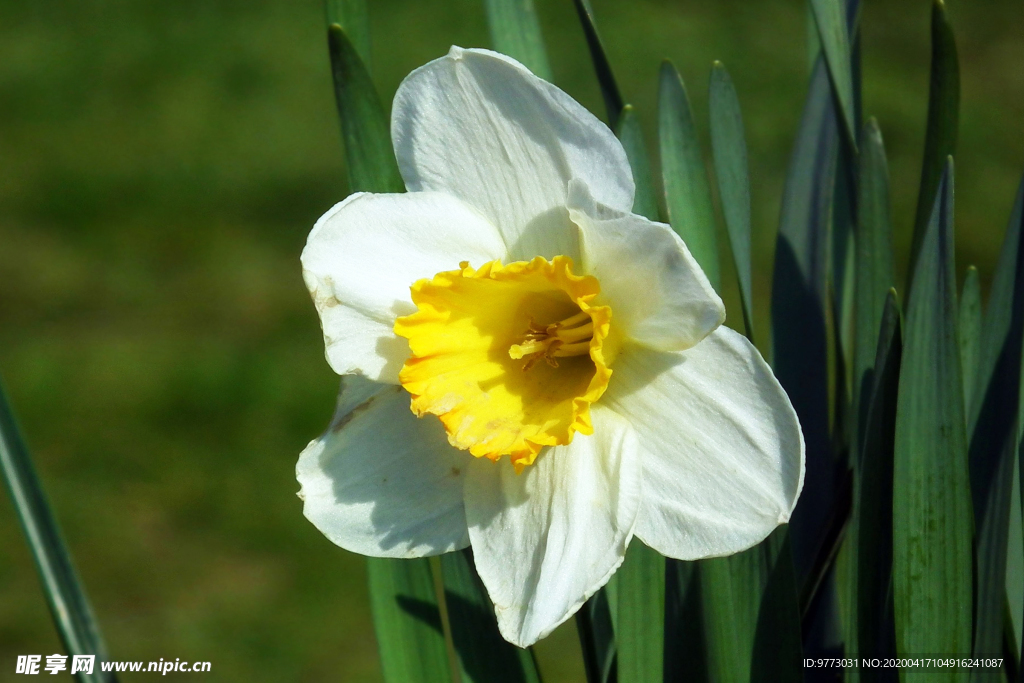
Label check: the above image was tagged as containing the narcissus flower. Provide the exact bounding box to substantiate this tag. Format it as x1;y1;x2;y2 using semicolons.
297;47;804;647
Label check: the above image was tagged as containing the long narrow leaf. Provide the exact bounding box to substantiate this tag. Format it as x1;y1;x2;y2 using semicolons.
324;0;370;70
320;379;453;682
699;550;764;683
570;0;624;128
750;529;803;683
1008;457;1024;661
708;62;754;337
658;61;720;290
960;266;982;416
969;175;1024;672
614;109;664;681
857;291;902;683
809;0;857;150
907;0;959;295
617;541;664;683
576;589;616;683
770;55;837;579
893;160;973;670
323;23;452;682
853;118;896;449
616;105;658;222
440;549;540;683
483;0;552;81
0;380;116;683
368;557;452;683
664;560;706;683
327;24;403;194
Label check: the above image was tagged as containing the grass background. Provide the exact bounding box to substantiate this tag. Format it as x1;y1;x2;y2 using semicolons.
1;0;1022;680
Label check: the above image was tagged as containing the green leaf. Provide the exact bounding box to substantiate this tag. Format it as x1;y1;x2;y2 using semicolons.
367;557;453;683
856;291;902;669
664;560;707;682
323;28;451;682
324;0;370;70
576;588;616;683
968;175;1024;669
483;0;552;81
658;61;720;290
708;61;754;338
440;549;540;683
750;529;803;683
770;55;837;577
893;160;973;669
809;0;857;150
615;105;659;222
0;380;116;683
570;0;624;128
616;541;664;683
907;0;959;297
699;549;764;683
854;118;896;451
326;24;404;195
959;266;982;416
1008;456;1024;660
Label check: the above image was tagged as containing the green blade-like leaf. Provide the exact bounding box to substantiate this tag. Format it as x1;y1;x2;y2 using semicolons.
483;0;552;81
699;549;764;683
1009;456;1024;661
809;0;857;150
368;557;453;683
811;0;860;150
322;379;452;683
327;24;403;195
664;560;706;682
0;380;117;683
959;266;982;417
615;105;658;222
323;25;451;682
969;175;1024;672
831;0;863;402
570;0;623;128
708;61;754;338
857;291;902;676
440;549;540;683
751;529;803;683
616;541;664;683
324;0;370;70
658;61;720;290
576;588;616;683
893;160;973;671
770;55;837;578
854;118;896;451
907;0;959;296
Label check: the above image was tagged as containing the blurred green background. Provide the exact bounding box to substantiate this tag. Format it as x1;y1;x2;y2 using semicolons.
1;0;1021;680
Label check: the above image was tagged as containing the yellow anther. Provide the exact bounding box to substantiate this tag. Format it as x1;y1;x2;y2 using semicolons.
509;314;595;370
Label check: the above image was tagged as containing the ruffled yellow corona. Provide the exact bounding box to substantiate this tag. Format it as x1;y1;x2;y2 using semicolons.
394;256;613;470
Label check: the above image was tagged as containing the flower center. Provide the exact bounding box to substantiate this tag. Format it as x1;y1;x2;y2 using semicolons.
394;256;612;470
509;310;595;370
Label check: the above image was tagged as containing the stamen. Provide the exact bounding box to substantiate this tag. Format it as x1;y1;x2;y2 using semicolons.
554;322;594;343
552;341;590;357
509;310;594;370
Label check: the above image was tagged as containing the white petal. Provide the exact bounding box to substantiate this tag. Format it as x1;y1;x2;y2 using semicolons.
568;180;725;352
464;407;641;647
392;47;634;262
603;327;805;559
302;191;507;383
297;376;471;558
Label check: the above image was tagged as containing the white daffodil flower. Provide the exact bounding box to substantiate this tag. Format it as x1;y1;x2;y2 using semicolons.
297;46;805;648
